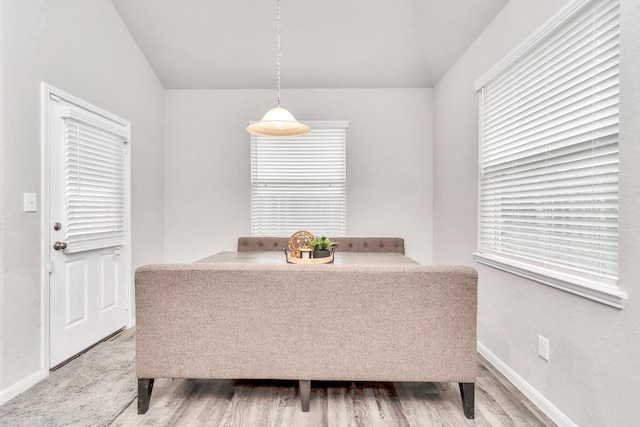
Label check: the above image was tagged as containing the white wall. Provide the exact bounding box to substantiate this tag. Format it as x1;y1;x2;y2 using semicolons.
434;0;640;426
164;89;433;264
0;0;5;395
0;0;164;396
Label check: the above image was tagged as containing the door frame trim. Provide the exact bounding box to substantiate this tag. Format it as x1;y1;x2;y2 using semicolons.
40;83;133;371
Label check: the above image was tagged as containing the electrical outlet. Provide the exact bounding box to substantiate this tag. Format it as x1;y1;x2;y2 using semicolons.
537;335;550;361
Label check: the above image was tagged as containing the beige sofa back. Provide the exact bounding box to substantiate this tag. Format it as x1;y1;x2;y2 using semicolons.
237;236;405;254
135;263;476;382
135;259;478;417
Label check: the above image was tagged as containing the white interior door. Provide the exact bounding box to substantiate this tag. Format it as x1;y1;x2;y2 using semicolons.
45;87;131;368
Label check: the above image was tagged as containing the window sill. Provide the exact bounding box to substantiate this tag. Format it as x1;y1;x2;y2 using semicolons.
473;252;628;309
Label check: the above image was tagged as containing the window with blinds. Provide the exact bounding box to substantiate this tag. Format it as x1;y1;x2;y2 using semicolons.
250;121;348;237
59;105;129;253
474;0;624;306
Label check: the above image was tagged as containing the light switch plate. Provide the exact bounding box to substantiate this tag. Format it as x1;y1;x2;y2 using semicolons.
24;193;38;212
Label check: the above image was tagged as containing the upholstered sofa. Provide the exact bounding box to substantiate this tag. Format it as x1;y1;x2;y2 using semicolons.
135;237;478;419
237;236;406;254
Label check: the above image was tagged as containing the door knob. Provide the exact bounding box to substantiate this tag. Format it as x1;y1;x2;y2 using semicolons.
53;241;68;251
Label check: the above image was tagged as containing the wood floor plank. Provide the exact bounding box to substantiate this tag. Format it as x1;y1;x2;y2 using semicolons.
372;382;410;426
349;382;375;427
327;386;349;427
193;380;234;426
396;382;459;427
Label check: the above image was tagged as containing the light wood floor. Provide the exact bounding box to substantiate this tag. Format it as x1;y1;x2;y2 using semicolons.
111;331;556;427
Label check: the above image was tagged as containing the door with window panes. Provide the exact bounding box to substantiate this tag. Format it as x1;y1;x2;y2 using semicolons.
45;88;130;367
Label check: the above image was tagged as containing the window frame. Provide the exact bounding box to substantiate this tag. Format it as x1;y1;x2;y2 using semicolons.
473;0;627;309
250;120;348;238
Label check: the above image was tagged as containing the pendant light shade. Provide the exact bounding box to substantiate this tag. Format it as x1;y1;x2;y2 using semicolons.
247;0;309;137
247;107;310;136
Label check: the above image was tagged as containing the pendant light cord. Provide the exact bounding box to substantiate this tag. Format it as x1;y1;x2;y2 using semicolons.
276;0;281;107
247;0;309;135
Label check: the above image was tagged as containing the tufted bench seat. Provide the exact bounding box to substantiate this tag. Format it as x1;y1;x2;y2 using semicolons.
237;236;405;254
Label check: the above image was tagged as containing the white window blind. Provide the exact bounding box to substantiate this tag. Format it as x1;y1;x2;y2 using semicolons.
60;105;129;253
474;0;622;303
251;121;348;237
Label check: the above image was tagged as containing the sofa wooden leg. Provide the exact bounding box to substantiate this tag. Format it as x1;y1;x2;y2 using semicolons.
299;380;311;412
138;378;155;414
459;382;475;419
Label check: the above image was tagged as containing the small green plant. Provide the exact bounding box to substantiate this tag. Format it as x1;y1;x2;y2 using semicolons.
306;236;338;251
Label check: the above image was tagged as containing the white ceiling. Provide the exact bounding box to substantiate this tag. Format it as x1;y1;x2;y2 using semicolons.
111;0;508;89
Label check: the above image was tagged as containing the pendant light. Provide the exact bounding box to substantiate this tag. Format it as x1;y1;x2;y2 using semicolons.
247;0;310;137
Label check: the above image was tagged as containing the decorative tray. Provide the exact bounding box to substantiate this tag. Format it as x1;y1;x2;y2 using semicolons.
285;250;334;264
284;230;334;264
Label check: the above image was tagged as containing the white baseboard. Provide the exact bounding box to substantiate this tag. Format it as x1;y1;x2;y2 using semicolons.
477;342;577;427
0;368;48;405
